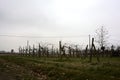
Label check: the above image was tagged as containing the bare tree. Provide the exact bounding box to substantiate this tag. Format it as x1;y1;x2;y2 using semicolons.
95;26;109;48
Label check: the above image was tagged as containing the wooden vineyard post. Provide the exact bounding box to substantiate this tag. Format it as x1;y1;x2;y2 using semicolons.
89;38;94;62
29;46;31;56
97;48;100;62
25;46;28;56
46;47;49;57
61;45;65;59
51;45;54;57
59;41;62;58
73;49;75;57
89;38;100;62
68;46;72;57
59;41;68;59
32;45;35;56
56;48;59;58
19;46;22;55
38;43;41;57
22;47;24;56
101;46;105;57
75;45;78;57
84;45;88;59
111;45;114;57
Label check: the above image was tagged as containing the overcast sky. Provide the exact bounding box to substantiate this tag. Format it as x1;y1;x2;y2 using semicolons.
0;0;120;51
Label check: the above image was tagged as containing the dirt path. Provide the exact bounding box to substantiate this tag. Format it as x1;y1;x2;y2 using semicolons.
0;72;16;80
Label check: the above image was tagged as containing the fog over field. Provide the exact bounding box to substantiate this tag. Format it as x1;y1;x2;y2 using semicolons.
0;0;120;51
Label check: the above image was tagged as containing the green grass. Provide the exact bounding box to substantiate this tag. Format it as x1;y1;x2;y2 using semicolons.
0;55;120;80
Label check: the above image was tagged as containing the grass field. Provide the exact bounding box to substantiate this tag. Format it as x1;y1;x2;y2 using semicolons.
0;54;120;80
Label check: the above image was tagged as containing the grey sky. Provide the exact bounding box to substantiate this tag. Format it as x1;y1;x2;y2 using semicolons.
0;0;120;51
